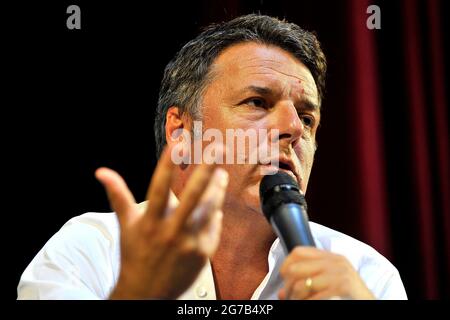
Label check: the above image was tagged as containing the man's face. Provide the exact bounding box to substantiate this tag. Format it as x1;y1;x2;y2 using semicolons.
197;42;320;215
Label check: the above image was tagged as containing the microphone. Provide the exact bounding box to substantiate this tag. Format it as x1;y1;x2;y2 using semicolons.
259;171;316;253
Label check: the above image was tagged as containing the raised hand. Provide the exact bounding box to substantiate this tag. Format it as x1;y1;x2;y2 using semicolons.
95;146;228;299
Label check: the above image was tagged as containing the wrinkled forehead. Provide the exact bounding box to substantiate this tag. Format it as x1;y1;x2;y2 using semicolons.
210;42;319;106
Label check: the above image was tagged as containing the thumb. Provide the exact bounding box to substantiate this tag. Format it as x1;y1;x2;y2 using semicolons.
95;167;136;226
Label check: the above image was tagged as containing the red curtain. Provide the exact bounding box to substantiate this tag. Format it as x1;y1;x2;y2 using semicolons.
348;0;392;259
348;0;449;299
427;0;450;296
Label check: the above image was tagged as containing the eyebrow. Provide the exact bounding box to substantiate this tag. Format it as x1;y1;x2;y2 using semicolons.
241;85;274;96
241;85;320;111
302;99;320;112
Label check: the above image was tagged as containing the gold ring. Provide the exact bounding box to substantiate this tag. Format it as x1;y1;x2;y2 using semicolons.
305;277;313;291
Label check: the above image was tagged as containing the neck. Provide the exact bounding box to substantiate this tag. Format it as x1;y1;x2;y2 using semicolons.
211;203;276;299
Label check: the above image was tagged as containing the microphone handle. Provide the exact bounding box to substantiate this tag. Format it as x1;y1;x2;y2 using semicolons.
270;203;316;253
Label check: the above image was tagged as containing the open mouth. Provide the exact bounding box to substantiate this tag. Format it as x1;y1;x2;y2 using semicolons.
277;161;297;181
278;161;292;171
261;159;298;183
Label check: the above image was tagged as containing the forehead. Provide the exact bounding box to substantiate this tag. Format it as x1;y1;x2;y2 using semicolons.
210;42;319;105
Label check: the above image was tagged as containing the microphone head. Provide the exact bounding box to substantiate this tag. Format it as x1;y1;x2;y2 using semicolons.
259;171;306;221
259;171;298;197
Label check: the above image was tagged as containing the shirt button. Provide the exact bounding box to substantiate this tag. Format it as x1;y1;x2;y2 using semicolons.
196;286;208;298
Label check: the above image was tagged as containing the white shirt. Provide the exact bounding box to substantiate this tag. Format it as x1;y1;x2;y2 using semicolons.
17;211;407;300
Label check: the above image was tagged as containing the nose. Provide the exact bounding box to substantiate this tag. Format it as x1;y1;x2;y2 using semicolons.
269;101;303;147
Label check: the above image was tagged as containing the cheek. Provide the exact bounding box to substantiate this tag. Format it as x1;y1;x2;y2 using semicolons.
305;143;316;168
223;167;263;211
223;163;258;183
297;138;315;158
222;163;265;202
295;141;316;173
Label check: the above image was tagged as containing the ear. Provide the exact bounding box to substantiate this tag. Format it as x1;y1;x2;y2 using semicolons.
165;106;185;148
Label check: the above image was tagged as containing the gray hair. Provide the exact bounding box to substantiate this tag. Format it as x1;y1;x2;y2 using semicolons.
154;14;327;157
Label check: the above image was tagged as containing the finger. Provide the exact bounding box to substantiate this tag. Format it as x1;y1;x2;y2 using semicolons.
189;168;229;232
198;209;224;257
283;259;326;281
170;146;225;233
165;190;180;215
283;273;301;300
280;246;325;276
304;275;342;300
288;273;329;300
291;246;327;256
144;145;177;220
95;167;136;226
282;260;324;300
286;278;309;300
169;164;217;233
196;168;229;256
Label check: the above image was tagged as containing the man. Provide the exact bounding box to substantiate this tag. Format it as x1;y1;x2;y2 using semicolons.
17;14;407;300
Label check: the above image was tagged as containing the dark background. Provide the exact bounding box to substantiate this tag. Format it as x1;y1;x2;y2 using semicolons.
6;0;449;300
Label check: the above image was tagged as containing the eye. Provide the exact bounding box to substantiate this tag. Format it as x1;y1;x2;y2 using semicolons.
300;115;314;128
243;97;267;109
